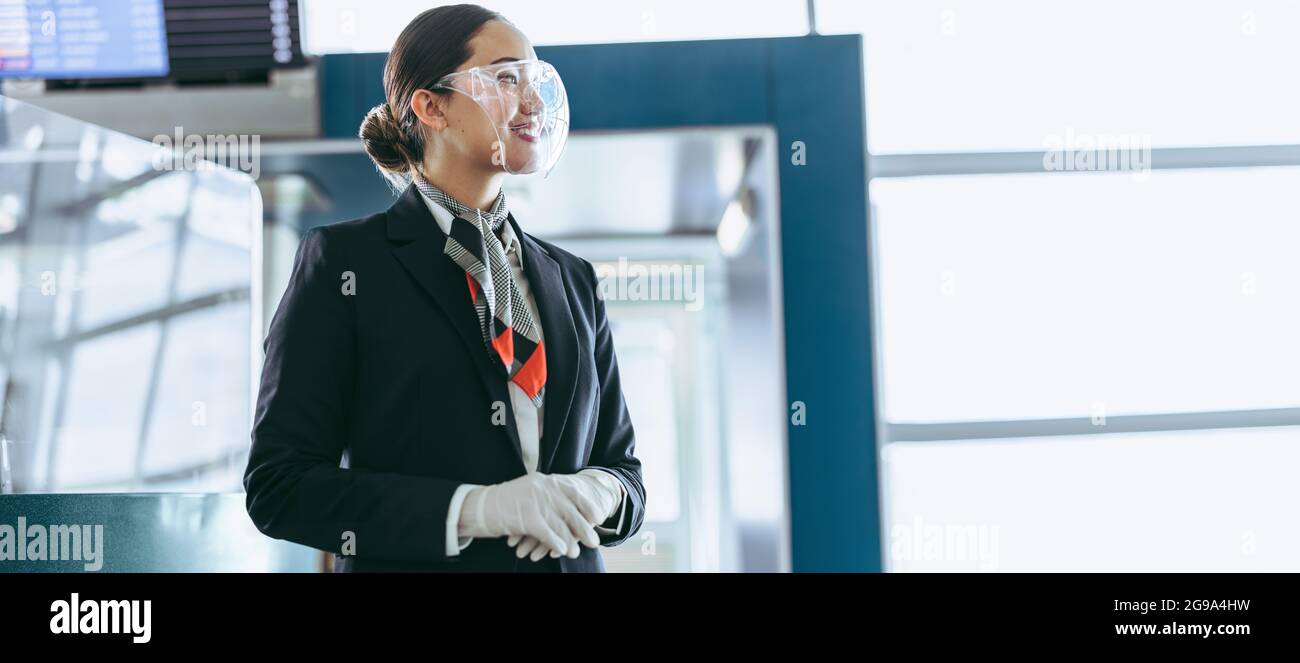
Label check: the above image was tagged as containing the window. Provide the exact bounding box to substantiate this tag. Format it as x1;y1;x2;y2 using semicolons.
818;0;1300;153
884;427;1300;572
816;0;1300;570
872;168;1300;424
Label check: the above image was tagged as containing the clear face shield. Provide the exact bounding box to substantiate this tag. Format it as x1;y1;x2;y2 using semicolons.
434;59;570;177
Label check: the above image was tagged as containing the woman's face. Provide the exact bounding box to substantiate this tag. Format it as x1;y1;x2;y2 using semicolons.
431;20;541;174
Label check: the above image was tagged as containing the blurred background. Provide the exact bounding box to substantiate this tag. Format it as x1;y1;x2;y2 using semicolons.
1;0;1298;572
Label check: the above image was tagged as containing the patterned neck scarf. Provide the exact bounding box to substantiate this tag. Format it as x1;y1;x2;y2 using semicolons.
413;175;546;407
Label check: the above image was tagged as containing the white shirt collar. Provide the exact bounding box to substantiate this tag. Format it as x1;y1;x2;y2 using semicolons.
415;186;523;258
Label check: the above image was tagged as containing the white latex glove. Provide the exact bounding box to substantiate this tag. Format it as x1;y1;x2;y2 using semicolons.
509;534;572;562
459;472;599;557
507;471;622;561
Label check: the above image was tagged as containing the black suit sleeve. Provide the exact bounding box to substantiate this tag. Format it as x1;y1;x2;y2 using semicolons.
581;261;646;547
244;226;463;561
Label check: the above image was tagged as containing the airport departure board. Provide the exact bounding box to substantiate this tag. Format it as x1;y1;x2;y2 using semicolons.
0;0;169;79
162;0;303;80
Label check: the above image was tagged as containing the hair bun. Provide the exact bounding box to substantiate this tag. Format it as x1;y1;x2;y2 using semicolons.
360;102;416;174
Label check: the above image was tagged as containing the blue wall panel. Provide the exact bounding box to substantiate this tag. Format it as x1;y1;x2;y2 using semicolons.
767;36;878;572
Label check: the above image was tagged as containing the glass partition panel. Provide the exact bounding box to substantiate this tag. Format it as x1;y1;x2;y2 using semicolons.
0;94;260;495
506;127;788;572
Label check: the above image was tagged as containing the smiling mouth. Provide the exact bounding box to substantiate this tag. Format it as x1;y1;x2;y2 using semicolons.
509;122;539;142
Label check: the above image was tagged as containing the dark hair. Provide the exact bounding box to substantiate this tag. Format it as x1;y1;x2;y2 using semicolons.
359;4;505;188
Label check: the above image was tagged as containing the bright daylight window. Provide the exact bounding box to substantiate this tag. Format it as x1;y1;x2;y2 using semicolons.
818;0;1300;570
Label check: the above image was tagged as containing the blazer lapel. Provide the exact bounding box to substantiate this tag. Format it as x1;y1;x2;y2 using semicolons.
513;215;578;475
386;185;525;469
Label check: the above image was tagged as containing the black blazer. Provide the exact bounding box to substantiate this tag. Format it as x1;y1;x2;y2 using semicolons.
244;184;645;572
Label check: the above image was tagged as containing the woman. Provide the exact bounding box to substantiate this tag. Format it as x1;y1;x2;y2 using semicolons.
244;4;645;572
